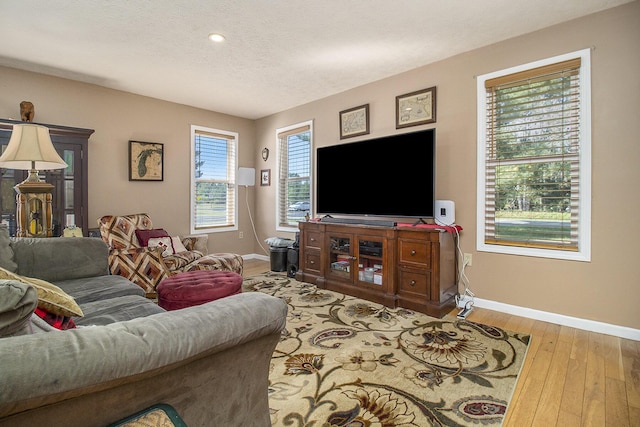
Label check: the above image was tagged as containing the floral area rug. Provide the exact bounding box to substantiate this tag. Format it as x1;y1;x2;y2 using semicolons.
243;273;530;427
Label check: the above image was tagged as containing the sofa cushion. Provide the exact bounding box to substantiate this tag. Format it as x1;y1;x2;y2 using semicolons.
11;237;110;282
135;228;170;247
0;268;83;318
75;295;165;326
54;274;146;305
0;224;17;273
0;280;37;337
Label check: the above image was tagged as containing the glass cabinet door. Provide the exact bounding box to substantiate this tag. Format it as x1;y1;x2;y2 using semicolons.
357;238;384;286
328;234;353;280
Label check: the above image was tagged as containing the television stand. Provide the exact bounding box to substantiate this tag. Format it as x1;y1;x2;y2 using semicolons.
296;221;457;318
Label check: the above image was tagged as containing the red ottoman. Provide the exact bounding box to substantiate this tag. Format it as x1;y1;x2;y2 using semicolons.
157;270;243;310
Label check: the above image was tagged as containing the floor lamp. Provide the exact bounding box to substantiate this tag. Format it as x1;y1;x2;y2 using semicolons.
238;167;268;255
0;124;67;237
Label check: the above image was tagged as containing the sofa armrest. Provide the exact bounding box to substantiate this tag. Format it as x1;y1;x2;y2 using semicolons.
0;292;287;426
10;237;110;282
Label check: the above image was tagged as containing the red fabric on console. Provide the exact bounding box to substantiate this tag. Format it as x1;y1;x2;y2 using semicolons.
156;270;243;310
396;223;463;234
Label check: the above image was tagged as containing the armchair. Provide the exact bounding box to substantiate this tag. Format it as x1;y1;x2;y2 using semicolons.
97;214;243;297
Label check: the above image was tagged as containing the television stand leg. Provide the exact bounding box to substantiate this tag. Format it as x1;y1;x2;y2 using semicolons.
412;218;428;226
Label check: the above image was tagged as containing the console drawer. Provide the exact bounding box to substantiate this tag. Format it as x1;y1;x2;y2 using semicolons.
398;239;431;268
305;231;323;249
398;269;430;298
304;251;321;273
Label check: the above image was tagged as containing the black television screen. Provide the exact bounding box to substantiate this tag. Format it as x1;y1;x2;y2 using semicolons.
316;129;435;219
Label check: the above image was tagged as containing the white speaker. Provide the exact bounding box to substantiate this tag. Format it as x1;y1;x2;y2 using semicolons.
237;167;255;186
435;200;455;226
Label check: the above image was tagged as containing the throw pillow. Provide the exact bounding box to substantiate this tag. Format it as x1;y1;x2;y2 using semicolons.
0;224;17;272
0;280;37;337
0;268;83;318
135;228;170;247
171;237;188;254
148;237;175;257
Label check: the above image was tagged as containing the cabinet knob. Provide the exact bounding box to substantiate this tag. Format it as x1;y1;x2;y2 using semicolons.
310;238;315;242
310;260;315;264
410;280;416;286
410;250;416;256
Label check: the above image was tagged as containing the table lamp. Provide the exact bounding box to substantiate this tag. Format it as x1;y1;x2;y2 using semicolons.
0;124;68;237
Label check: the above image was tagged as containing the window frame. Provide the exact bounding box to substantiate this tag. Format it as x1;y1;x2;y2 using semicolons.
190;125;239;234
276;120;313;232
476;49;591;262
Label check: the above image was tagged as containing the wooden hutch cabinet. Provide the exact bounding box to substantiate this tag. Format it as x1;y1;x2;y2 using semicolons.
0;119;94;237
296;221;457;318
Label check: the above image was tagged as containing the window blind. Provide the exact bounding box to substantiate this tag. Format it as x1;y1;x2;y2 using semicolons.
193;129;237;230
484;58;581;250
277;124;311;227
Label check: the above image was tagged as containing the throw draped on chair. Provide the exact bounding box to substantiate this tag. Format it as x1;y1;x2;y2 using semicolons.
97;213;243;297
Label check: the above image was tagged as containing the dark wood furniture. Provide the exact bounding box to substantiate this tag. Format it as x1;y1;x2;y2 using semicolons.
0;119;94;236
296;221;457;318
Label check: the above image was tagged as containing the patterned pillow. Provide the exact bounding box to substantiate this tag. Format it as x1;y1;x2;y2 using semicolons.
148;237;175;257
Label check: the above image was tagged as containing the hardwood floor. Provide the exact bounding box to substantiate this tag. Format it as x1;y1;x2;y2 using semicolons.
242;258;640;427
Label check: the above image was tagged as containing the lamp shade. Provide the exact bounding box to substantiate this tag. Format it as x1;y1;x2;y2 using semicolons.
0;124;67;170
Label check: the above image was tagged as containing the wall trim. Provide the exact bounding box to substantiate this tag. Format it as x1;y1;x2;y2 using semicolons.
240;253;639;341
242;253;269;262
473;298;640;341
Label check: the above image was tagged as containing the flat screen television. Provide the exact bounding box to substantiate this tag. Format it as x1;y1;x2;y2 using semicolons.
316;129;435;219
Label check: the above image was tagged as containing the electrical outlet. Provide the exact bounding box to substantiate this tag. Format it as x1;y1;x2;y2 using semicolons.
463;253;472;266
239;231;244;239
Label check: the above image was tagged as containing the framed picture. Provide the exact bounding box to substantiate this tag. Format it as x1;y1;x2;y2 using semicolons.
395;86;436;129
339;104;370;139
260;169;271;186
129;141;164;181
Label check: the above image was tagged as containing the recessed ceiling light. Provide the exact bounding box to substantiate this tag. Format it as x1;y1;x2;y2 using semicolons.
208;33;226;43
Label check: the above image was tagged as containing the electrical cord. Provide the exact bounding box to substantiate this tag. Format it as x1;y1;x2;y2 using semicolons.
452;226;475;308
243;185;269;256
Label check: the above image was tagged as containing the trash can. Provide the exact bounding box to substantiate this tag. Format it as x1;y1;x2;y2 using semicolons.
270;247;288;272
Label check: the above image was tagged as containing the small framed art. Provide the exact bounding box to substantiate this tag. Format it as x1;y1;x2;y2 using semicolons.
260;169;271;186
395;86;436;129
129;141;164;181
339;104;370;139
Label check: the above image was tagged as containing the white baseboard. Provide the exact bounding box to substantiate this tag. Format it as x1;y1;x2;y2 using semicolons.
240;254;639;341
473;298;640;341
242;253;269;262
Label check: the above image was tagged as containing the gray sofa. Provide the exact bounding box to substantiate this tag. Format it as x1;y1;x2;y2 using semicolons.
0;234;287;427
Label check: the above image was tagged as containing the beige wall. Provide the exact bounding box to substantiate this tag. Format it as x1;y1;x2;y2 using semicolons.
0;68;258;256
0;2;637;330
255;1;640;330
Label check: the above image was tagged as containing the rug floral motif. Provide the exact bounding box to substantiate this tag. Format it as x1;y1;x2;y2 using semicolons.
243;273;530;427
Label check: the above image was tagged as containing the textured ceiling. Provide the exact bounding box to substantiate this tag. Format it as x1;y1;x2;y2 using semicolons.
0;0;632;119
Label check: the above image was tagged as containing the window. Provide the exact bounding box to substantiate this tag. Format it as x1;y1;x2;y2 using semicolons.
277;121;312;231
190;125;239;234
477;49;591;261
